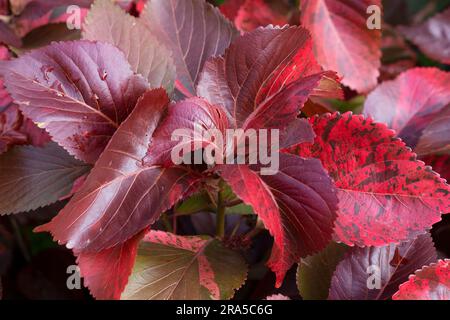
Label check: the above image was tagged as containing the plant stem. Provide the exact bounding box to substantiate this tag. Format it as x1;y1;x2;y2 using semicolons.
9;216;31;262
216;181;226;238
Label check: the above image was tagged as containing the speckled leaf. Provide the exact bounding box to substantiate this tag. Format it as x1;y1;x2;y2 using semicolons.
0;142;90;215
75;231;144;300
83;0;176;91
36;89;200;252
364;68;450;154
0;40;149;164
297;242;348;300
300;0;382;92
141;0;238;96
399;8;450;65
329;234;437;300
393;259;450;300
122;231;247;300
291;112;450;246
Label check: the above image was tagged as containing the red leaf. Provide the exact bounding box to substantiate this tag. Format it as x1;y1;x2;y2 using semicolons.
197;26;340;128
144;97;229;166
0;104;50;155
0;46;12;110
141;0;238;96
1;40;149;163
364;68;450;154
219;0;245;21
235;0;289;32
35;89;200;252
393;259;450;300
11;0;90;37
329;234;436;300
300;0;382;92
0;21;22;48
75;231;144;300
123;231;248;300
216;153;338;287
83;0;176;92
291;112;450;246
0;0;8;15
399;8;450;65
257;154;337;286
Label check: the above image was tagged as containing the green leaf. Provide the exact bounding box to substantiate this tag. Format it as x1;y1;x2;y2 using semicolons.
297;242;348;300
122;231;247;300
0;142;91;215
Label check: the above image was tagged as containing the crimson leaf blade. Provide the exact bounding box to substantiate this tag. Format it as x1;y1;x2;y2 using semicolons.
328;234;437;300
122;231;247;300
300;0;382;92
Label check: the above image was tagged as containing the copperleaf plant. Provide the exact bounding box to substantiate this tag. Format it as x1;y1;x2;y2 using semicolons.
0;0;449;300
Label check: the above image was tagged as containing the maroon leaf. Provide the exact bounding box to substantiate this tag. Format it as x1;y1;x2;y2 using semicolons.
415;108;450;155
122;231;248;300
399;8;450;65
257;154;338;286
234;0;289;32
1;40;149;164
393;259;450;300
11;0;91;37
0;0;8;15
422;155;450;182
75;231;144;300
291;112;450;246
0;142;90;215
141;0;238;96
328;234;437;300
197;26;333;128
300;0;382;92
216;153;338;287
83;0;176;92
0;104;50;155
144;97;229;167
242;72;333;132
364;68;450;154
36;89;200;252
